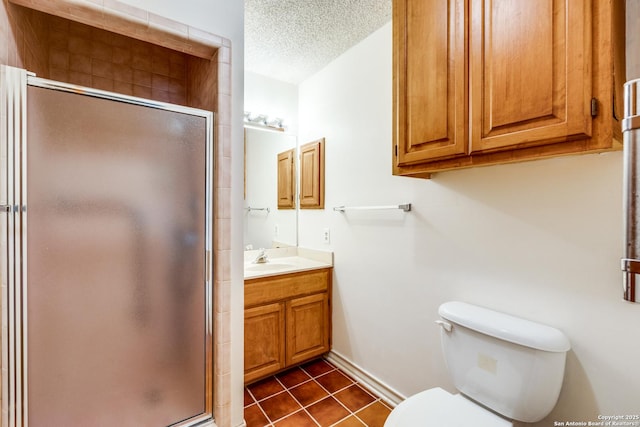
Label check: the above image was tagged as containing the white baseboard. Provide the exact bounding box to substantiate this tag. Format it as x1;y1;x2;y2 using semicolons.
325;350;406;407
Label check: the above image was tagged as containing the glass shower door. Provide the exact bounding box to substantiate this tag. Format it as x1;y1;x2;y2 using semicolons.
2;65;213;427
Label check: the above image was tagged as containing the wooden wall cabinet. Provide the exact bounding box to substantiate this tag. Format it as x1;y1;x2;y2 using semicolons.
393;0;625;178
299;138;325;209
244;268;332;384
277;148;295;209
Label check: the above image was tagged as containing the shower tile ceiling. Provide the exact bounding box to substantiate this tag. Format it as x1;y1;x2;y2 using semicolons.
245;0;392;84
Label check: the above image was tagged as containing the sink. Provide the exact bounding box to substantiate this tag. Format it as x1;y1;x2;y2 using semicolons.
243;253;333;279
245;263;295;272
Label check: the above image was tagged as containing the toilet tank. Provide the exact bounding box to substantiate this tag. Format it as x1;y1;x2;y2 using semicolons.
438;302;570;423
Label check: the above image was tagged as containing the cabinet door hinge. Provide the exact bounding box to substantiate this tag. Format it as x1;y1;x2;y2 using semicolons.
395;145;398;156
591;97;599;118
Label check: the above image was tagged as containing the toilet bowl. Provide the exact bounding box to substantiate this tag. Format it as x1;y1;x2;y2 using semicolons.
384;302;570;427
384;387;511;427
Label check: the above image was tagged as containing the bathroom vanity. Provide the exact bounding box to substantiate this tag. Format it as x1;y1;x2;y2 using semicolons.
243;248;333;384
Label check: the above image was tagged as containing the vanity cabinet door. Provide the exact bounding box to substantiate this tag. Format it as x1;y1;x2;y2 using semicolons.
244;302;286;384
286;293;330;366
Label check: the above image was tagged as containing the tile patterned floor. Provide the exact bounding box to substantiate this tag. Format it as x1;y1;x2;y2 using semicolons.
244;359;392;427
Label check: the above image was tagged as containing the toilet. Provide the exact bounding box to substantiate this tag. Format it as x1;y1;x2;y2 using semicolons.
384;301;570;426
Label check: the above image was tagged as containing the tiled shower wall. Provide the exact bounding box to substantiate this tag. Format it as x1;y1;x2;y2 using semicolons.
1;2;191;105
46;14;189;104
0;0;48;74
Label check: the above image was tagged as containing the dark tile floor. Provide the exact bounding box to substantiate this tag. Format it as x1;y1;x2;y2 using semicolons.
244;359;392;427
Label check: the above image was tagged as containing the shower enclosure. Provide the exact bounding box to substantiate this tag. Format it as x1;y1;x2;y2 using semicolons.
1;65;214;426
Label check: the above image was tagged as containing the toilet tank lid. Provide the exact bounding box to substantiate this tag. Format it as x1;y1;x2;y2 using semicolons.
438;301;570;352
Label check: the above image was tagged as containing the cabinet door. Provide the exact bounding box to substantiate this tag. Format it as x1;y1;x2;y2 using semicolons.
394;0;467;167
299;139;325;209
244;303;286;384
470;0;592;153
277;148;295;209
286;293;330;366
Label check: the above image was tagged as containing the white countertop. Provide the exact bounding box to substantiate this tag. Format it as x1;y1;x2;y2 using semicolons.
244;247;333;279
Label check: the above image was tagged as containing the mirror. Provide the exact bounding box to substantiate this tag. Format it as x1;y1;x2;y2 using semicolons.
244;127;297;249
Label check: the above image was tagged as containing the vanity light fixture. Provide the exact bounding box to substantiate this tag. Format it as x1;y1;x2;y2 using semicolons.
243;111;287;132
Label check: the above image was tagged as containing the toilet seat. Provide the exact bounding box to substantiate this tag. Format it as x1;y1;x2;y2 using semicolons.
384;387;512;427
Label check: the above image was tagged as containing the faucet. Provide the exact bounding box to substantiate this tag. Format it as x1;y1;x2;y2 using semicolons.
253;248;268;264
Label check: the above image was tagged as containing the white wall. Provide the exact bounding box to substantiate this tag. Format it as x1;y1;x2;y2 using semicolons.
298;22;640;425
118;1;245;425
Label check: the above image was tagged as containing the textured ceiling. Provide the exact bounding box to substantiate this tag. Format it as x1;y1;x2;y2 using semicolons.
245;0;392;85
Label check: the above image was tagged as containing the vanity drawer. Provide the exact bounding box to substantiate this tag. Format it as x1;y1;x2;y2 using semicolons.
245;268;331;308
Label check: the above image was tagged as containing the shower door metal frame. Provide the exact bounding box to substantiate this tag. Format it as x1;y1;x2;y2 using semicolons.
0;65;215;427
